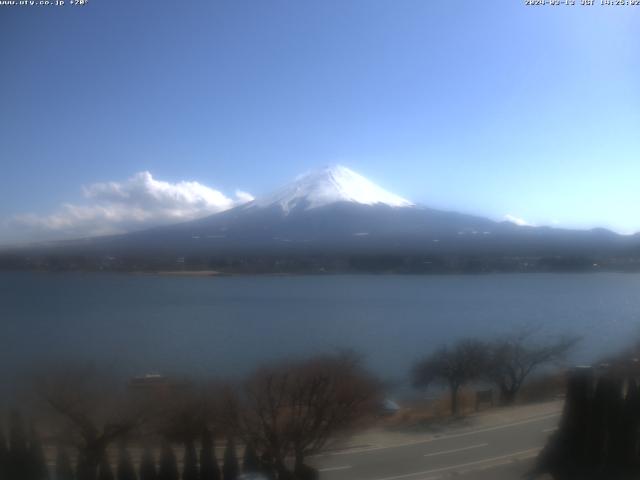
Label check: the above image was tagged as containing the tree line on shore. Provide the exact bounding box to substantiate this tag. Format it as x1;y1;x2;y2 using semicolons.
1;251;625;275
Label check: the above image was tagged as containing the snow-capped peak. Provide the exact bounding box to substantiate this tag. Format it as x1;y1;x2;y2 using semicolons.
250;165;414;213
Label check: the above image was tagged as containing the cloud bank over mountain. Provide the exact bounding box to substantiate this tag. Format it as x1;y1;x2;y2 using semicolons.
8;171;253;242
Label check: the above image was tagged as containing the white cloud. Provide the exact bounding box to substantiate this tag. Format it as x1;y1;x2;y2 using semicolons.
504;214;535;227
11;171;252;240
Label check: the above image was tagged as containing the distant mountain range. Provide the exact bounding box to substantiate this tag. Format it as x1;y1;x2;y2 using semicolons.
3;166;640;273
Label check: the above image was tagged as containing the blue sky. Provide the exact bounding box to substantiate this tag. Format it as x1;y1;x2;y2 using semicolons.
1;0;639;243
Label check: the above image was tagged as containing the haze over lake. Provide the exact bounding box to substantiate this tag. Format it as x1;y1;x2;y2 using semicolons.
2;272;639;388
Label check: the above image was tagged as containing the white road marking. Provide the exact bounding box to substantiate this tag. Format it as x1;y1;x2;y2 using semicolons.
454;448;541;476
316;412;560;457
318;465;352;472
423;442;488;457
427;413;559;442
371;447;541;480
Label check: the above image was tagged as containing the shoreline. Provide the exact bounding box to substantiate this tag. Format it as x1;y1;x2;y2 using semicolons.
3;269;640;277
149;270;227;277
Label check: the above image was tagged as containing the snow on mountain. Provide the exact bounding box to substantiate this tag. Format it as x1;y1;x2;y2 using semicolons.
248;165;414;213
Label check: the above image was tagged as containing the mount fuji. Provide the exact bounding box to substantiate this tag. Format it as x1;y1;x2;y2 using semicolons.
3;166;639;272
92;165;508;254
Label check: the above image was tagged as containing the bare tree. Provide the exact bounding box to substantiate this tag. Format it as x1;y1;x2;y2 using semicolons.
412;339;486;416
237;352;380;476
35;366;149;480
485;330;578;405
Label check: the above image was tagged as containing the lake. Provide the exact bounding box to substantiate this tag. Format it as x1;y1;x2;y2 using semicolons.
2;272;640;389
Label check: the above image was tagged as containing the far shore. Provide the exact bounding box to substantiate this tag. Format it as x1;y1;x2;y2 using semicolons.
147;270;229;277
4;268;640;277
141;270;296;277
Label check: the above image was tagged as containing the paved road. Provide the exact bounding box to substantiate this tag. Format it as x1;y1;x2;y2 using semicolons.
311;411;560;480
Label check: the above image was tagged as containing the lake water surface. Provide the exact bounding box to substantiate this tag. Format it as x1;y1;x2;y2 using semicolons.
2;272;640;387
